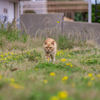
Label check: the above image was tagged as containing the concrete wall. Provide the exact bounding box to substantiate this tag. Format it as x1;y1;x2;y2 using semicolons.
62;21;100;43
20;13;63;37
20;13;100;43
63;21;100;34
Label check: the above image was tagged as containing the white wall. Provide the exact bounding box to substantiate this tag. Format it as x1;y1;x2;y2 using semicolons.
8;2;14;22
0;0;15;23
0;1;9;22
23;0;47;14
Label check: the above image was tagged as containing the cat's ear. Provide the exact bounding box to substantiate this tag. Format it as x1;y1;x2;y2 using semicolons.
51;41;54;45
44;40;47;45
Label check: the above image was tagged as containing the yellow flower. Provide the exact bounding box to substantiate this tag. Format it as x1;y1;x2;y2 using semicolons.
15;53;17;55
91;77;94;80
50;72;55;76
35;68;38;70
88;73;92;77
87;81;92;87
61;59;66;62
57;91;68;99
62;76;68;81
57;53;59;55
10;83;24;89
69;55;71;57
27;51;30;54
70;65;73;67
66;48;68;50
44;80;48;83
1;55;3;58
0;75;2;79
3;58;7;60
11;78;15;82
66;63;69;66
57;21;60;23
72;83;75;87
11;53;14;55
47;58;50;61
97;74;100;77
50;96;59;100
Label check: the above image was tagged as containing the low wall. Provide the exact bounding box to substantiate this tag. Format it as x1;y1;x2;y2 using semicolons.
20;13;100;43
20;13;63;37
63;21;100;43
63;21;100;34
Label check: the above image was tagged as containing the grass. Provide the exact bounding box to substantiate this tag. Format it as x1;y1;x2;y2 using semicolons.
0;23;100;100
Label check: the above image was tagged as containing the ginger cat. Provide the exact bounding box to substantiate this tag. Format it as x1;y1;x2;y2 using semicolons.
43;38;57;63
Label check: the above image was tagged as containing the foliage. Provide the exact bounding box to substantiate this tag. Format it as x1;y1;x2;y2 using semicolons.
74;12;82;21
91;4;100;23
0;22;28;43
57;35;86;50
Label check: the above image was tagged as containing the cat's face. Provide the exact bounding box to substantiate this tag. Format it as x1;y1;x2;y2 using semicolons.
44;41;55;53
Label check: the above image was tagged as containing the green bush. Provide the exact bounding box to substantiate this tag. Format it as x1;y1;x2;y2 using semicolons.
0;22;28;43
57;35;86;50
26;50;41;62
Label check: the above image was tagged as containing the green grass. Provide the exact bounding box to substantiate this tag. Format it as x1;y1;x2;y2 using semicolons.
0;25;100;100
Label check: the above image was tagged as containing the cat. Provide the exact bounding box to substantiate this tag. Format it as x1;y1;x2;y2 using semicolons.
43;38;57;63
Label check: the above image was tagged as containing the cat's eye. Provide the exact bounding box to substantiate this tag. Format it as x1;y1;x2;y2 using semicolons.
46;47;48;48
50;47;52;48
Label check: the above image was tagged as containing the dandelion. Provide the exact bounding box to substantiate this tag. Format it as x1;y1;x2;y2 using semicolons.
1;55;3;58
3;58;7;60
10;83;24;89
50;72;55;76
72;83;75;87
87;81;92;87
27;51;30;54
50;96;59;100
69;55;71;57
35;68;38;70
15;53;17;55
57;21;60;23
44;80;48;83
56;53;59;55
62;76;68;81
88;73;92;77
66;63;69;66
0;75;2;79
57;91;68;99
70;65;73;67
81;60;83;62
61;59;66;62
91;77;94;80
11;53;14;55
47;58;50;61
66;48;68;50
11;78;15;82
97;74;100;77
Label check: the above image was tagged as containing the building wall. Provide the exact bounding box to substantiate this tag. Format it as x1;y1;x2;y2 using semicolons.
0;0;9;22
8;1;14;22
23;0;47;14
0;0;19;23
